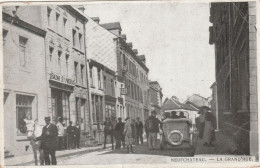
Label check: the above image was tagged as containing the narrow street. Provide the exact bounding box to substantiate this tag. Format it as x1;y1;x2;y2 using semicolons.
58;141;191;165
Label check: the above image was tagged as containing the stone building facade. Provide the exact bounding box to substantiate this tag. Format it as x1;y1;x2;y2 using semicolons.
3;5;91;153
3;10;47;155
209;2;258;156
149;81;163;115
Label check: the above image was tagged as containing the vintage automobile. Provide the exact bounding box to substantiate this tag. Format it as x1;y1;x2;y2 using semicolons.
159;112;196;153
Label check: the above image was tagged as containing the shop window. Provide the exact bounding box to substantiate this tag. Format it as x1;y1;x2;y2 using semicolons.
62;92;70;127
16;94;34;135
19;36;28;67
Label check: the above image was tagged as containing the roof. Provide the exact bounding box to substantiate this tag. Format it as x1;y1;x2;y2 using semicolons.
121;34;127;40
91;17;100;22
184;94;209;107
100;22;121;31
127;42;133;48
133;49;138;54
161;97;199;111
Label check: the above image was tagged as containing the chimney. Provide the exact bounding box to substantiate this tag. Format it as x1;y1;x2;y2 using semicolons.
101;22;122;36
127;42;133;49
121;34;127;41
137;55;146;64
133;49;138;55
91;17;100;24
76;5;85;13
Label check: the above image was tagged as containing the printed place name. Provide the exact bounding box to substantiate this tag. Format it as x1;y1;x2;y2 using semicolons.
169;156;255;163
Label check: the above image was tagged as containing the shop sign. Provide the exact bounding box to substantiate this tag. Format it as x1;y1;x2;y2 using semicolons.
49;72;75;86
120;88;128;95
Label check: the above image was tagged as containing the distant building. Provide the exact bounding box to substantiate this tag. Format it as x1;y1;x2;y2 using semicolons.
184;94;209;108
149;81;163;116
209;2;257;155
100;22;150;122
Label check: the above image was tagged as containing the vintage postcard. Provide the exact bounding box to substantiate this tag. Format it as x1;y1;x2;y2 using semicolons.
0;0;259;167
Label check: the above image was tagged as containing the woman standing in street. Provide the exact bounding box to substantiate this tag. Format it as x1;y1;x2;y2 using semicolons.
197;106;216;147
124;117;134;153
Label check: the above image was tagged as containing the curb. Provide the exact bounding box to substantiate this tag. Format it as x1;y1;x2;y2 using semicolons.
13;145;112;166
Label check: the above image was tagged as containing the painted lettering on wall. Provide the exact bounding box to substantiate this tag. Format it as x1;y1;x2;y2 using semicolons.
49;73;75;86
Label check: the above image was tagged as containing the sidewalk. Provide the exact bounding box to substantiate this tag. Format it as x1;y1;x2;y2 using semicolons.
194;131;238;156
5;144;112;166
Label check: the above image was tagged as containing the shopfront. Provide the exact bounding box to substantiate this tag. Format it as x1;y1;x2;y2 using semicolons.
49;72;75;126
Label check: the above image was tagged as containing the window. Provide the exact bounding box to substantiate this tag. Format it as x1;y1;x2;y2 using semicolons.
90;66;94;86
47;7;52;27
19;36;28;67
72;29;76;47
16;94;34;135
75;97;80;122
111;79;115;96
74;62;78;84
49;47;53;62
98;69;101;88
103;76;106;91
80;64;84;86
63;18;67;36
58;51;62;74
3;29;8;46
79;33;83;50
65;54;69;76
91;95;96;123
56;13;60;33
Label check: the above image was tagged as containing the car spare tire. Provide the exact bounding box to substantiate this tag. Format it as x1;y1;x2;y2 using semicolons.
167;130;183;146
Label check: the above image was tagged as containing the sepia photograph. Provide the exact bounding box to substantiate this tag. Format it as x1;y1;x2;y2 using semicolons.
1;1;259;166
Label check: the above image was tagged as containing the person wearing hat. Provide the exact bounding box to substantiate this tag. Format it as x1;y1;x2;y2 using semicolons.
197;106;216;147
114;117;125;149
35;117;58;165
145;111;161;150
135;117;144;145
124;117;134;153
66;121;75;150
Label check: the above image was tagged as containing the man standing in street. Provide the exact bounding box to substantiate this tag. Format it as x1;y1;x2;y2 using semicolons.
115;117;125;149
56;117;64;151
74;121;81;149
145;111;161;150
103;117;114;150
36;117;58;165
67;121;75;150
136;117;144;145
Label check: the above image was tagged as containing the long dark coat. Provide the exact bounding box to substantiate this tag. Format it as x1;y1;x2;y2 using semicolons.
37;124;58;150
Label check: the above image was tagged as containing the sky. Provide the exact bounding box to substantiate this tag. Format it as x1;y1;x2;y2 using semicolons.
84;2;215;102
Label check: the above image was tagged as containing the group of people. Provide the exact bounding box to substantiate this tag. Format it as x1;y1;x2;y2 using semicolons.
196;106;217;147
164;111;186;119
24;115;82;165
103;116;144;153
